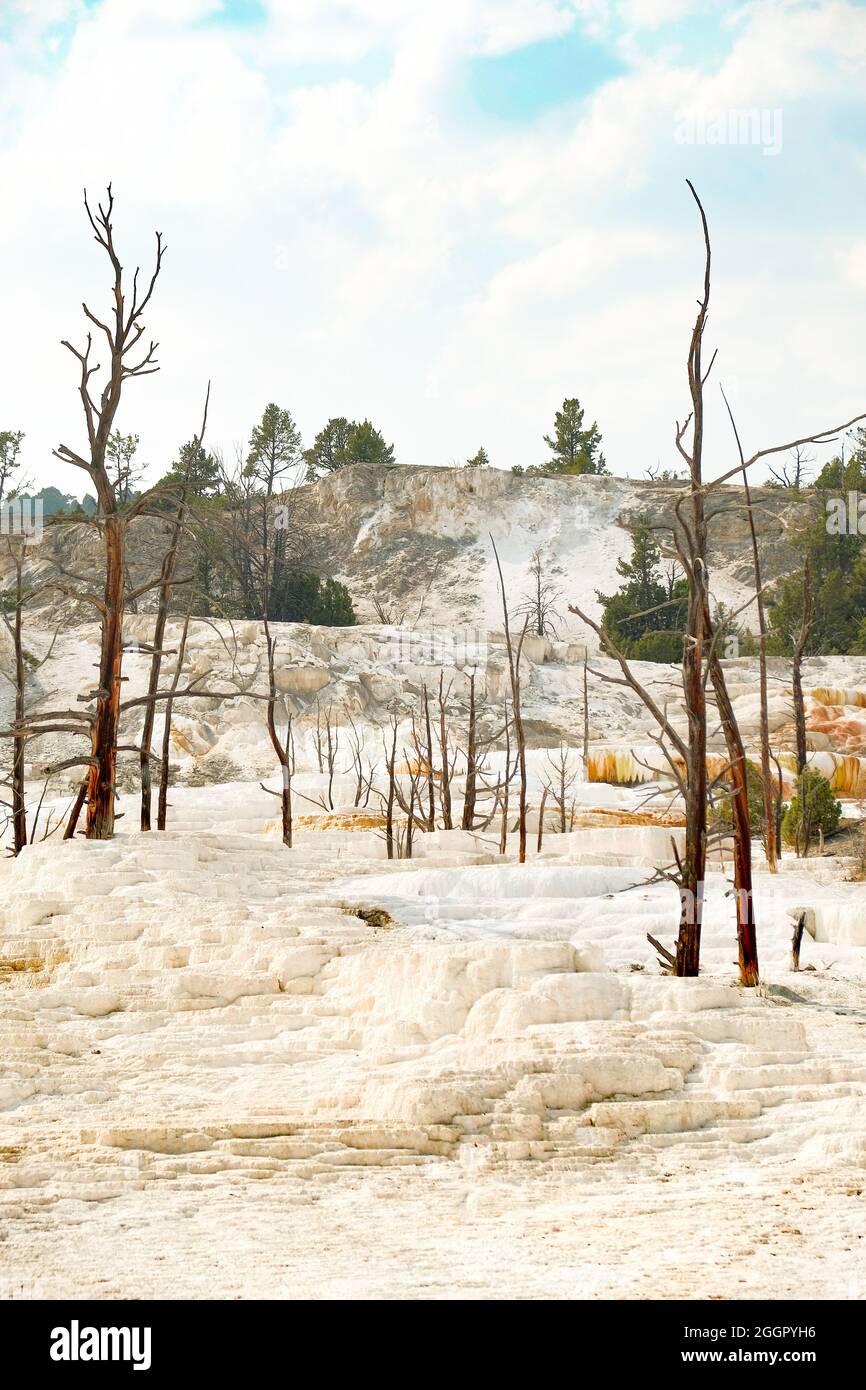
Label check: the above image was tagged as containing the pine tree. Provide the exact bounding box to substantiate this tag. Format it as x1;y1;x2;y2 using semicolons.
245;403;303;494
345;419;395;466
768;428;866;655
541;398;607;475
465;446;490;468
106;431;143;503
597;516;687;661
159;440;221;500
0;430;25;507
305;417;395;478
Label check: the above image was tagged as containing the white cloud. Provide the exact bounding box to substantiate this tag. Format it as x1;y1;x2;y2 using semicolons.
841;241;866;290
0;0;865;493
617;0;697;29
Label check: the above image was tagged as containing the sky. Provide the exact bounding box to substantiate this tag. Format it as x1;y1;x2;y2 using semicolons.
2;0;866;492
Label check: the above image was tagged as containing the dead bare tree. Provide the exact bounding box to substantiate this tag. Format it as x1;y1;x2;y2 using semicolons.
382;716;399;860
461;671;479;830
155;604;191;830
262;621;295;847
516;547;561;638
51;186;166;839
792;559;813;777
705;625;759;983
543;743;579;833
195;446;314;624
372;597;405;625
3;205;252;843
536;785;548;854
436;672;456;830
324;708;339;811
790;910;806;970
63;778;89;841
582;656;590;767
420;684;436;831
310;702;339;806
313;702;325;774
491;536;528;862
0;546;60;854
139;386;210;831
1;547;29;855
569;183;736;979
346;716;376;807
499;699;512;856
259;488;297;845
668;181;714;977
768;444;814;489
458;692;515;839
570;182;864;983
721;385;777;872
391;739;428;859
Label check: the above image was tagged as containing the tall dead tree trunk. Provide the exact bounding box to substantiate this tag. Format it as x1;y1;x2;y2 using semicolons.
0;551;28;855
63;779;89;841
140;386;209;831
421;683;435;832
536;785;548;854
139;541;181;832
52;186;165;840
707;646;759;986
404;761;417;860
263;616;294;848
88;516;124;840
570;182;726;977
383;718;398;861
792;559;813;777
8;558;26;855
722;387;777;871
157;607;191;831
461;672;478;830
437;672;453;830
499;698;512;856
259;488;295;847
491;537;528;863
582;657;589;768
669;180;714;976
569;182;864;983
1;548;62;854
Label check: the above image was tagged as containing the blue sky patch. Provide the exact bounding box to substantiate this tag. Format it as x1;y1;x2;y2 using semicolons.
203;0;268;28
465;27;625;123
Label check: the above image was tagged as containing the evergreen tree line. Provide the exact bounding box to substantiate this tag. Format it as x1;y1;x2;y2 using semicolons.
150;406;363;627
763;427;866;656
12;407;866;647
596;427;866;660
3;392;608;522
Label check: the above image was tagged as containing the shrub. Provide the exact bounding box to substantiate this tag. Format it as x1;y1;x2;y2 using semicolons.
781;768;841;854
628;629;683;663
270;571;356;626
710;759;767;835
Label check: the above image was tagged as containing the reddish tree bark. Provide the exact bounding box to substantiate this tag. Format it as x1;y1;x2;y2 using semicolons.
52;187;165;840
708;647;759;986
461;672;478;831
491;537;528;863
140;387;209;830
722;386;777;872
792;559;813;777
437;672;453;830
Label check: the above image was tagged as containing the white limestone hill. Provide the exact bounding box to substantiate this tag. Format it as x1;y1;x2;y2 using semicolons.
2;465;806;636
305;463;805;632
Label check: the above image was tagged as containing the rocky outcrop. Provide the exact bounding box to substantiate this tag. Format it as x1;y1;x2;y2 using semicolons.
305;464;805;632
2;466;806;637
